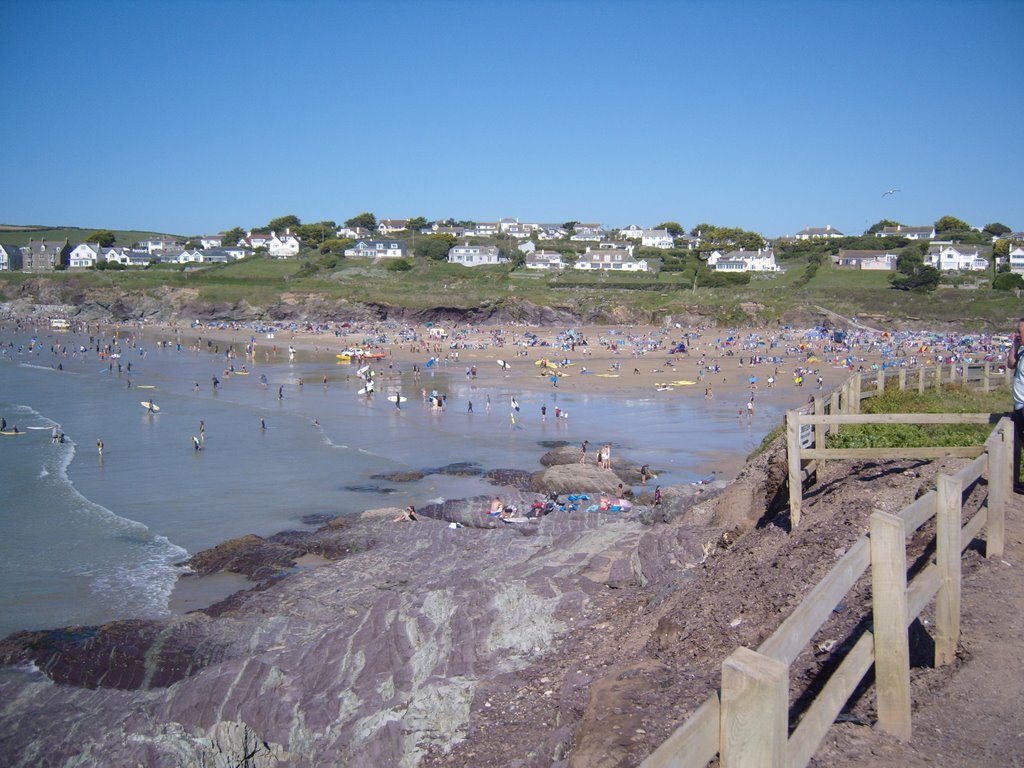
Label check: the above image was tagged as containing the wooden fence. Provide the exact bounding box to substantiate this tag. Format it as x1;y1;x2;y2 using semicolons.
641;362;1012;768
787;361;1007;527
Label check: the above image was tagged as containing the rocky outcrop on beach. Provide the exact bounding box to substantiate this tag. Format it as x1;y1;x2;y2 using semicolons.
0;441;786;767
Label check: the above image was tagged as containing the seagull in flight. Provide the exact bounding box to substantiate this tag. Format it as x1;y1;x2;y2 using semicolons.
882;188;900;197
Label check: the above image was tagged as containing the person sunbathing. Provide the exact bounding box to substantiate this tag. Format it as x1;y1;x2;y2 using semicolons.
394;505;418;522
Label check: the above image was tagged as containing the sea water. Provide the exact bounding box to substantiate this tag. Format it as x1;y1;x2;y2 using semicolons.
0;329;780;637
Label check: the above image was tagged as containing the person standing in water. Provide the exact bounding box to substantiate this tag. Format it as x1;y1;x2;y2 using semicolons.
97;438;104;457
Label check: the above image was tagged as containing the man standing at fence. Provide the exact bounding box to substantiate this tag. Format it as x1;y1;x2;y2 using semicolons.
1008;317;1024;492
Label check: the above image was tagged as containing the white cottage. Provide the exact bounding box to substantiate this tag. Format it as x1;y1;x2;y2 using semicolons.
447;244;507;267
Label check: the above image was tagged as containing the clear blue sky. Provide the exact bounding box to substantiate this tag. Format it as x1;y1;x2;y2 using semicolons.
3;0;1021;238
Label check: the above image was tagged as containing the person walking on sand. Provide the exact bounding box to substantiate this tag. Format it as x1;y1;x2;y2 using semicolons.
579;440;589;464
1008;317;1024;491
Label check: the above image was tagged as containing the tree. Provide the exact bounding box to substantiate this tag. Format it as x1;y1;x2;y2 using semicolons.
268;214;301;232
295;221;337;246
993;272;1024;291
890;242;940;291
222;226;245;246
345;212;377;231
386;258;413;272
935;215;971;235
406;216;429;231
320;238;352;255
86;230;116;247
655;221;684;237
983;222;1011;238
866;219;901;235
417;234;456;260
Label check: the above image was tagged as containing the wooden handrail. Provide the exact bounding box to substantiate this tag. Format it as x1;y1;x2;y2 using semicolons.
641;401;1012;768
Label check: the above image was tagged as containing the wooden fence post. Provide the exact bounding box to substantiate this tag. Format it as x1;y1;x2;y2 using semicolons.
830;390;840;434
787;410;802;528
987;420;1010;558
814;396;825;474
877;368;884;394
852;374;862;413
934;364;943;393
983;361;990;392
870;511;912;739
720;646;788;768
935;475;963;666
898;368;906;392
918;366;926;395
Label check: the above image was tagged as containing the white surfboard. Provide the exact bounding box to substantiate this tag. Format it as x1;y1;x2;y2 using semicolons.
387;395;408;403
497;360;510;370
140;401;161;412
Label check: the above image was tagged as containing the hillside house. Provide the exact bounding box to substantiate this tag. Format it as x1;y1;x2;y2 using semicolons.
575;247;648;272
795;225;844;240
23;239;70;271
447;244;507;267
240;231;273;250
471;222;500;237
618;224;644;240
1009;246;1024;274
199;235;223;248
641;229;674;249
926;243;991;271
337;225;373;239
137;238;183;254
104;248;154;267
377;219;409;235
267;229;301;258
0;243;24;271
68;242;105;268
834;249;899;270
875;224;936;240
524;251;565;270
344;240;409;259
706;248;779;272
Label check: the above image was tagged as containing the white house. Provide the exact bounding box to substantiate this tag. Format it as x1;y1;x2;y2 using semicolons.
337;225;373;239
834;249;899;270
926;243;991;271
574;247;648;272
641;229;674;249
524;251;565;270
240;231;273;250
1009;246;1024;274
104;248;154;267
0;243;23;271
377;219;409;235
795;225;843;240
707;248;780;272
498;217;519;232
618;224;644;240
536;225;568;241
176;249;205;264
137;238;183;254
199;235;223;248
506;223;535;239
69;242;105;269
447;244;507;267
267;229;301;258
471;222;500;237
876;224;935;240
344;240;409;259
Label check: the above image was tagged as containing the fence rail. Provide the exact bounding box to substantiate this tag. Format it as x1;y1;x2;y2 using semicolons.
641;362;1011;768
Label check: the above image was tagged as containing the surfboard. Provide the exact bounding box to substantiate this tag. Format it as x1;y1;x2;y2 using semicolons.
0;431;25;436
655;386;674;392
136;385;156;389
497;360;510;370
671;380;697;386
26;426;52;430
357;365;370;376
387;395;408;403
233;371;250;376
140;401;161;412
597;373;620;378
358;385;374;395
336;354;352;362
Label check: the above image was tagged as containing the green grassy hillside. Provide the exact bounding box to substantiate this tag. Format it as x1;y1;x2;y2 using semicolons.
0;252;1017;330
0;226;185;247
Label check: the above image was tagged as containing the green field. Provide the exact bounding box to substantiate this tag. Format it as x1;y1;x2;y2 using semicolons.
0;226;185;247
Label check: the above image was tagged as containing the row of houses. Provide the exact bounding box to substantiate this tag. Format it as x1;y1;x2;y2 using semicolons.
834;243;1001;272
0;239;259;271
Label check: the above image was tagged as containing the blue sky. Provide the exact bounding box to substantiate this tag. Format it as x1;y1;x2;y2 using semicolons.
3;0;1021;238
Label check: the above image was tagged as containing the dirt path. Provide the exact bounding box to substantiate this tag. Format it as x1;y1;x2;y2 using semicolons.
814;493;1024;767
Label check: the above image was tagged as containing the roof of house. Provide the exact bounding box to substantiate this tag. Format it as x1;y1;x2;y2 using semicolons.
796;226;842;236
837;249;898;259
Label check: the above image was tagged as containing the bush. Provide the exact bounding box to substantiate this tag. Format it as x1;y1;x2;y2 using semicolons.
386;259;413;272
993;272;1024;291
